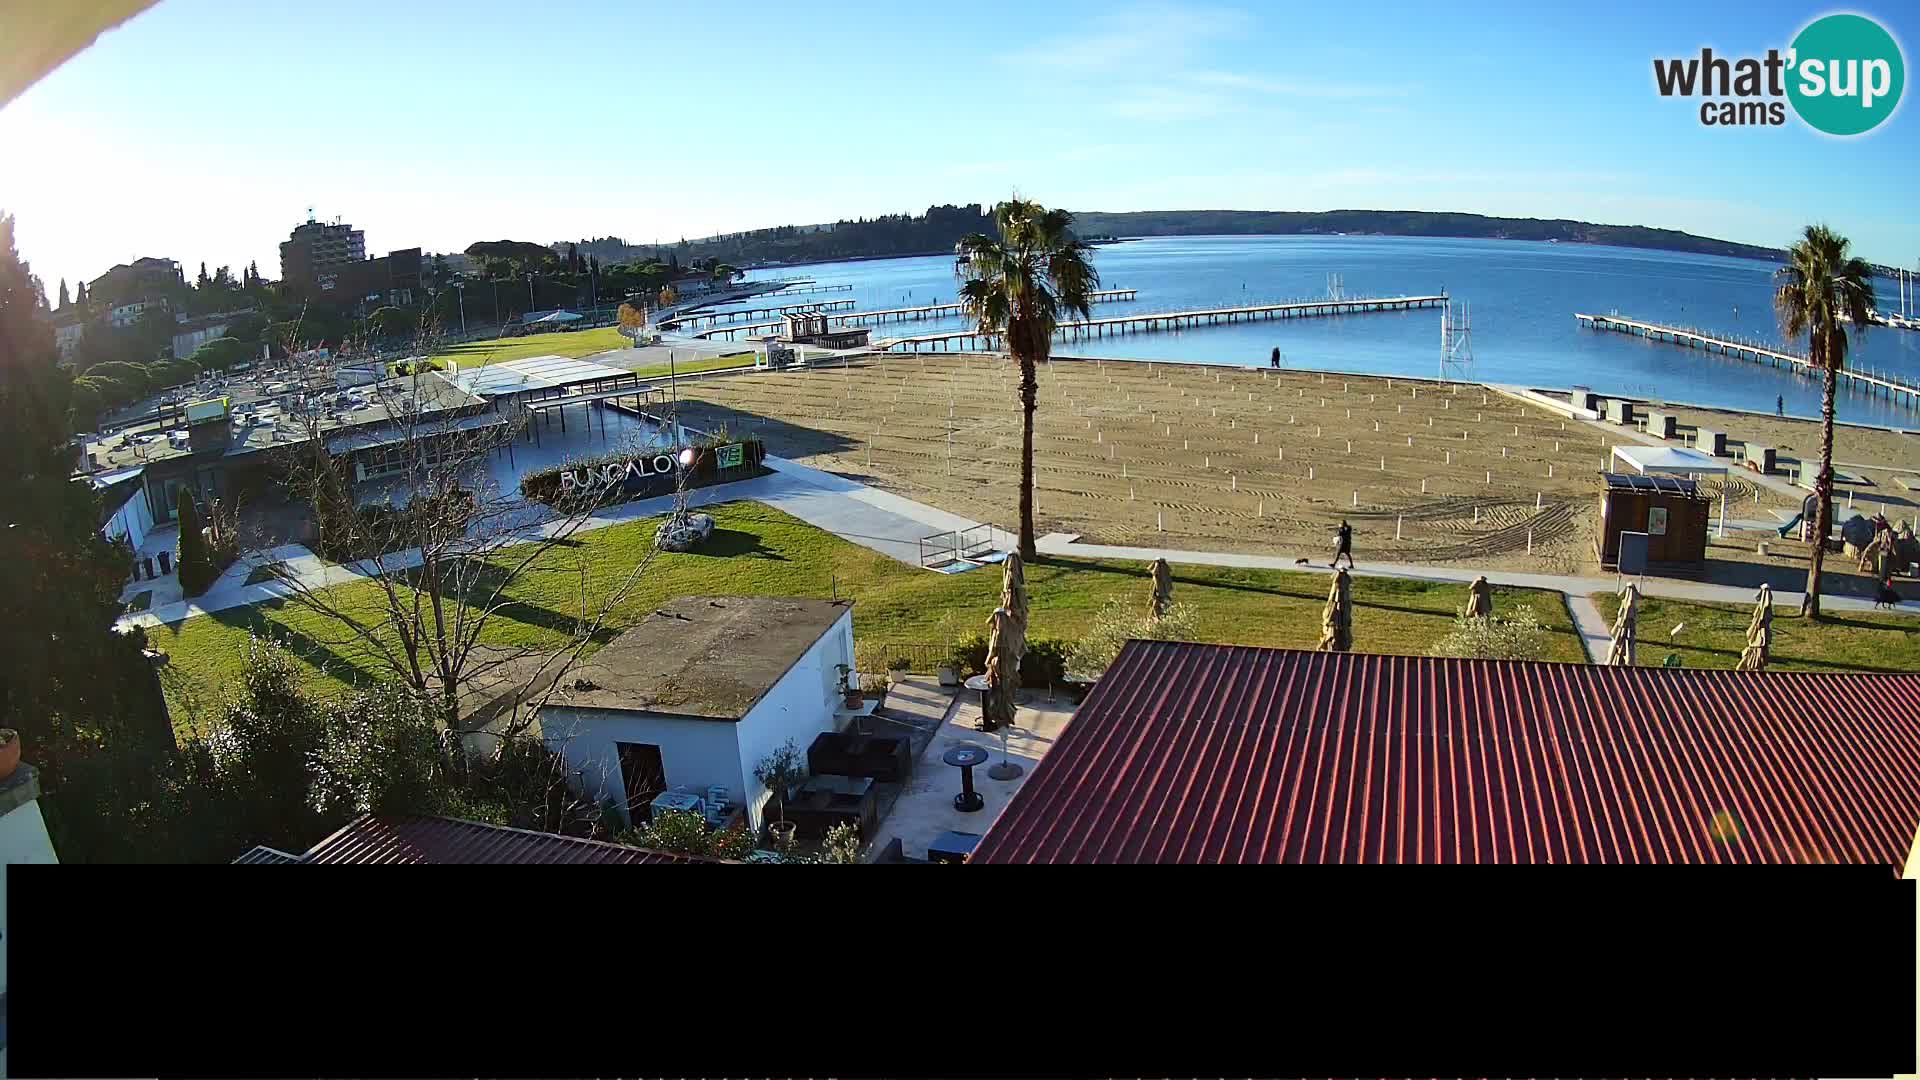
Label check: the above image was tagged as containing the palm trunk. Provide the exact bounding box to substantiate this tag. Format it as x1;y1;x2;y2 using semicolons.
1017;351;1038;560
1801;363;1838;619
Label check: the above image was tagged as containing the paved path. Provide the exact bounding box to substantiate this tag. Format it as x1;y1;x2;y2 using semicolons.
118;426;1916;661
116;453;1007;632
1032;533;1913;619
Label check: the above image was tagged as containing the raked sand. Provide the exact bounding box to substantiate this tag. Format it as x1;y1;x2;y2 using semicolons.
672;353;1819;574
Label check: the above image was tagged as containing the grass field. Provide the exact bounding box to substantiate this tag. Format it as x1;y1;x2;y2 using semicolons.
430;326;757;381
433;326;629;365
1591;591;1920;673
146;501;1585;725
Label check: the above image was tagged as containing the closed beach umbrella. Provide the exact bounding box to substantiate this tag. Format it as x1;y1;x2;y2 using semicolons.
1316;568;1353;653
1149;557;1173;620
1606;584;1640;666
1465;574;1494;620
1737;584;1773;671
983;605;1023;731
1000;551;1028;632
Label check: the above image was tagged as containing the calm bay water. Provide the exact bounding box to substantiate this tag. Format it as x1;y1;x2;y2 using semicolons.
733;235;1920;427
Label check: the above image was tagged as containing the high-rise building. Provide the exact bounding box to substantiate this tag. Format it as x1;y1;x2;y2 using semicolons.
279;212;366;286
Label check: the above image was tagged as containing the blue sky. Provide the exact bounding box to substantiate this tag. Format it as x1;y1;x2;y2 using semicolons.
2;0;1914;291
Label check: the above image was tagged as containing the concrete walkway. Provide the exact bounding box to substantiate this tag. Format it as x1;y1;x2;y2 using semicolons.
1033;532;1914;620
116;453;1008;632
117;426;1916;666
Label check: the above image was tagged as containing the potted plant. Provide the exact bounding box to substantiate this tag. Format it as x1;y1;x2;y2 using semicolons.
0;728;18;782
937;648;961;688
754;740;804;851
836;663;862;708
887;655;912;685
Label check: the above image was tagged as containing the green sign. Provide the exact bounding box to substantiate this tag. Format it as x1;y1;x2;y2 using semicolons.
717;443;745;469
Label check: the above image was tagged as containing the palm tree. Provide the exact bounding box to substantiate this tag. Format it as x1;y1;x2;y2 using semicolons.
956;199;1100;559
1773;224;1875;619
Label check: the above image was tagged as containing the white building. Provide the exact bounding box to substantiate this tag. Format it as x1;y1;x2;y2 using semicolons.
109;298;168;328
53;319;85;360
539;595;859;830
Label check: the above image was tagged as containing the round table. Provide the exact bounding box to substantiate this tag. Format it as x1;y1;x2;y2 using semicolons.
963;674;997;732
942;744;990;812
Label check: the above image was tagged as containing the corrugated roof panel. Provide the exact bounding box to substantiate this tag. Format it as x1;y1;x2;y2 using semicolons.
299;814;719;864
971;643;1920;867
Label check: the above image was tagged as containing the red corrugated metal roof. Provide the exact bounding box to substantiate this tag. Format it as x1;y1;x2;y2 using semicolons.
971;642;1920;866
300;814;721;865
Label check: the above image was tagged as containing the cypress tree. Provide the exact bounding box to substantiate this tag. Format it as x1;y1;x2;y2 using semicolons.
176;487;211;595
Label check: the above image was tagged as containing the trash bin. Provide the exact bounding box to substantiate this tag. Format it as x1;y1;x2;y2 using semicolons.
158;550;172;575
142;556;155;580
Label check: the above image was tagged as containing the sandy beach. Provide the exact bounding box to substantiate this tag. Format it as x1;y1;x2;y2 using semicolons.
670;353;1826;574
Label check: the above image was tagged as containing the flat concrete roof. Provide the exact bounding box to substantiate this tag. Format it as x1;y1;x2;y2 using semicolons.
545;595;851;721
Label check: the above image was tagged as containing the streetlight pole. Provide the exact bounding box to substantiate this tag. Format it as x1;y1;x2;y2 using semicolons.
527;272;535;310
454;282;467;336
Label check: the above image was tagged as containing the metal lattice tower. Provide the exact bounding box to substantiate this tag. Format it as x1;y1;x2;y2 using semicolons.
1440;297;1473;384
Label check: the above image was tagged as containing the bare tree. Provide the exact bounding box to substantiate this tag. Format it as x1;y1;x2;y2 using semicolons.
252;309;681;742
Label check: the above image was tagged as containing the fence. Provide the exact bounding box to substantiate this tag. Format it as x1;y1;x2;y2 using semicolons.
856;642;954;674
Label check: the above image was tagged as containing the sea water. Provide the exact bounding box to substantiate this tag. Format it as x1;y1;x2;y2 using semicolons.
734;235;1920;426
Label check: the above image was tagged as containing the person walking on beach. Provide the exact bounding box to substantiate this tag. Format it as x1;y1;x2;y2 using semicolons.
1270;346;1281;369
1331;519;1355;569
1777;394;1785;416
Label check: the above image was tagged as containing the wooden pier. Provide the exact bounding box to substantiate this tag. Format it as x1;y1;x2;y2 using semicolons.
767;283;853;296
1574;312;1920;409
694;288;1139;341
662;298;857;330
876;294;1446;352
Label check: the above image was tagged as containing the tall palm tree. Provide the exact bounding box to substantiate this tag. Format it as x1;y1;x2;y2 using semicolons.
956;199;1100;559
1773;223;1875;619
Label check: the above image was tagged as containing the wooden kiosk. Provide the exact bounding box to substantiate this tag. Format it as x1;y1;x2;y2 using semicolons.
1598;446;1723;575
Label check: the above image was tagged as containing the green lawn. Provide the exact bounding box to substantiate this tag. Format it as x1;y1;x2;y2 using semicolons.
147;502;1585;724
430;326;756;380
432;326;630;365
1591;591;1920;673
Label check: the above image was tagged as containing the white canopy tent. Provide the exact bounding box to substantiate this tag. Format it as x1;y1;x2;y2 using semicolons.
1610;445;1730;537
532;309;583;324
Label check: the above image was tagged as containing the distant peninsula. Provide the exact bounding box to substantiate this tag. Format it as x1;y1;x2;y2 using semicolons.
588;205;1791;271
1066;209;1787;263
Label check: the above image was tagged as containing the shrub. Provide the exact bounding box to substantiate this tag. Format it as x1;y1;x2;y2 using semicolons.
306;682;446;820
1019;637;1072;688
952;631;989;676
618;809;754;860
1431;605;1548;662
885;654;914;672
1066;600;1202;678
817;821;862;864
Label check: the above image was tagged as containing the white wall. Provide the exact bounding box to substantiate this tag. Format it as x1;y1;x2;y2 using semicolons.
735;609;855;831
0;802;57;867
541;706;744;829
103;485;154;552
539;608;856;832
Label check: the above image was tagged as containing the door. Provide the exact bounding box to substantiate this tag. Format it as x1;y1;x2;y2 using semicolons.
615;742;666;825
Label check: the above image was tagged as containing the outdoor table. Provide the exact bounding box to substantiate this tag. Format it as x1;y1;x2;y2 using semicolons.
941;744;989;813
927;830;983;864
963;674;996;732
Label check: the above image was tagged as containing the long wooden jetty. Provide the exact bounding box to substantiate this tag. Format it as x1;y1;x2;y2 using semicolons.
693;288;1139;341
768;283;853;296
662;298;857;330
1574;312;1920;408
876;294;1446;352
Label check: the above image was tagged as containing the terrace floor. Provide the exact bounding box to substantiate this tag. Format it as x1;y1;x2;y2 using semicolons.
866;678;1077;862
